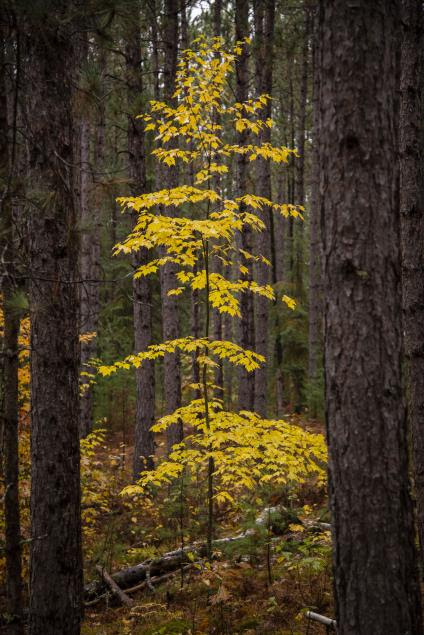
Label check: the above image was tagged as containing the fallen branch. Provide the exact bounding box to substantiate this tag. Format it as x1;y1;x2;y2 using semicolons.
95;565;134;607
85;563;197;607
306;610;337;630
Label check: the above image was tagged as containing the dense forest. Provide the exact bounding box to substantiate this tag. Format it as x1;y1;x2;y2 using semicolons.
0;0;423;633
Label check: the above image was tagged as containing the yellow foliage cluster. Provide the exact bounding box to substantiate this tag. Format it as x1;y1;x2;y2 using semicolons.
98;337;265;377
122;399;326;504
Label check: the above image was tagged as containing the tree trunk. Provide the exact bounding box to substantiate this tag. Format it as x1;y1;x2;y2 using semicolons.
212;0;224;399
307;6;323;403
320;1;422;632
79;44;105;438
161;0;182;450
400;0;424;570
0;27;23;630
26;5;83;632
126;12;156;478
79;113;94;438
294;9;309;300
235;0;255;413
253;0;275;417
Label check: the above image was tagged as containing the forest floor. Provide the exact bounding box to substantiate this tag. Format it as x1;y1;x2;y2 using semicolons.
81;415;333;635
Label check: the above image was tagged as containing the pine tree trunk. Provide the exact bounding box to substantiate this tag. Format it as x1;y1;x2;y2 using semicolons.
126;13;156;478
0;29;23;629
79;45;105;438
235;0;255;412
79;113;94;438
307;7;323;400
26;5;83;632
320;1;422;631
294;10;309;300
253;0;275;417
400;0;424;570
161;0;182;451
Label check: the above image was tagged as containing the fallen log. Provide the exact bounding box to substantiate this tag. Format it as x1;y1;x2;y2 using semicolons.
85;548;193;602
95;565;134;607
84;506;305;603
85;563;198;607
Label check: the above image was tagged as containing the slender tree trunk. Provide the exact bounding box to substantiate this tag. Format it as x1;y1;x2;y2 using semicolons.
320;1;422;632
400;0;424;570
126;12;156;478
0;26;23;630
161;0;182;450
26;5;83;632
79;113;94;437
273;167;285;417
235;0;255;412
79;45;105;438
307;7;323;403
253;0;275;417
212;0;224;398
294;9;309;300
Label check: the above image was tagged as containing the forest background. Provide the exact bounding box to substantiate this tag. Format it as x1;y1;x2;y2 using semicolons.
1;1;423;634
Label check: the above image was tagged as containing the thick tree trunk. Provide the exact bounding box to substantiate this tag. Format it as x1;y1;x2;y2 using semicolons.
307;7;323;400
253;0;275;417
126;14;156;478
400;0;424;570
235;0;255;413
0;24;23;632
161;0;182;450
26;5;83;632
320;1;422;632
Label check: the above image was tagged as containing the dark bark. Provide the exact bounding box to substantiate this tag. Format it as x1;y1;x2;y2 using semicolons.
320;1;422;632
253;0;275;417
213;0;222;38
0;25;23;629
79;44;105;438
294;9;309;299
161;0;182;450
400;0;424;570
235;0;255;413
78;112;94;438
26;4;83;632
126;13;156;478
307;7;323;395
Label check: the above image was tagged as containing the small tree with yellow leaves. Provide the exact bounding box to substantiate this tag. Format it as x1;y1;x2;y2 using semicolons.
99;37;326;558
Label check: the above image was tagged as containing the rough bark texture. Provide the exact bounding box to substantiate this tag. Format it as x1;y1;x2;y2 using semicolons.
0;27;23;628
161;0;182;450
400;0;424;569
253;0;274;417
78;113;94;438
126;15;156;478
320;1;422;632
79;45;104;438
307;7;323;393
235;0;255;413
294;10;309;299
26;5;83;632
